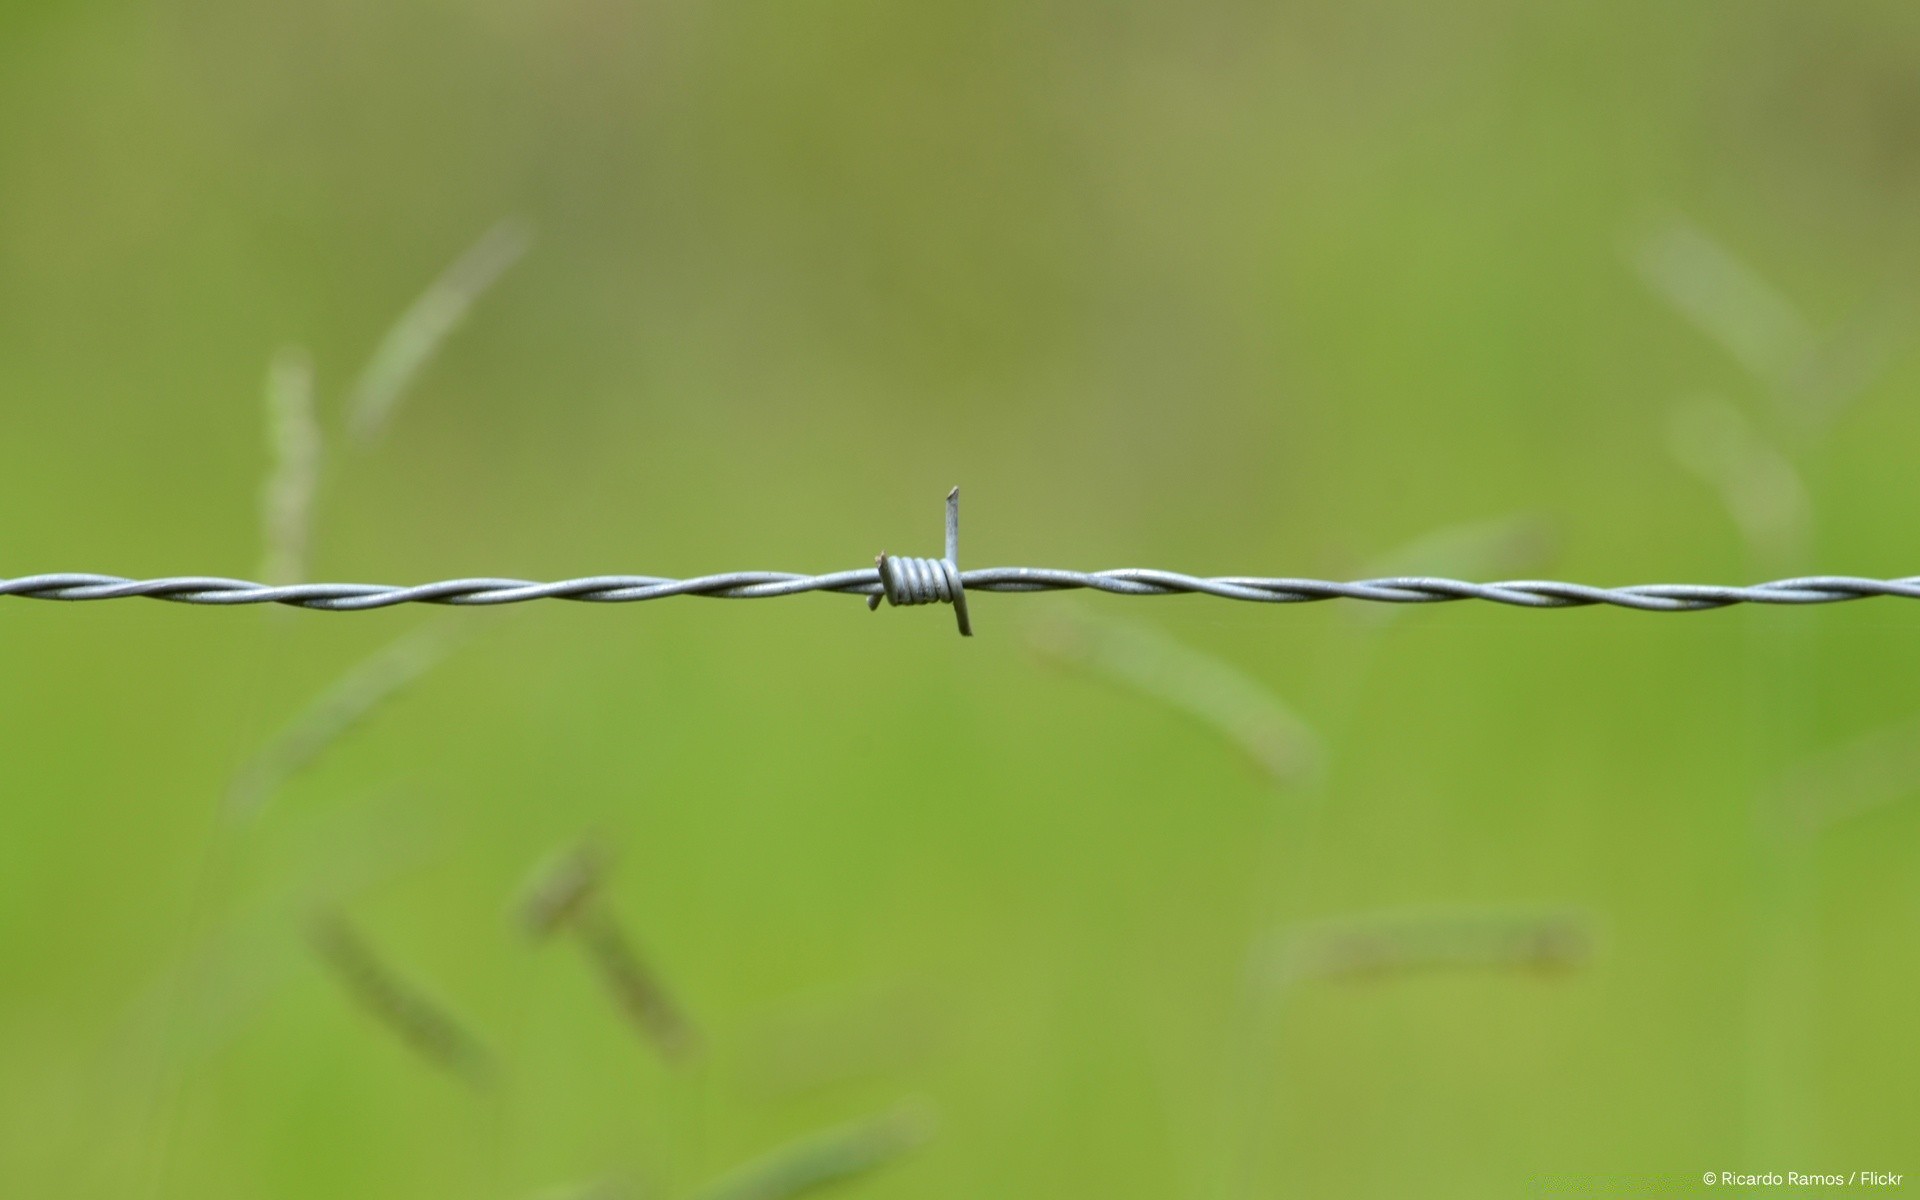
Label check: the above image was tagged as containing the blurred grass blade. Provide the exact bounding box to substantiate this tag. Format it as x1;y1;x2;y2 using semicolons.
519;840;700;1064
575;907;701;1065
1665;396;1811;568
1631;218;1817;395
259;346;321;585
1266;907;1593;988
518;839;611;940
307;911;492;1085
1027;609;1321;786
347;218;533;444
225;625;458;818
122;784;441;1072
1778;715;1920;834
693;1105;934;1200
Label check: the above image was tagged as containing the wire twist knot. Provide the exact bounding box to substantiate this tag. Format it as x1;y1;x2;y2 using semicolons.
875;555;961;607
867;487;972;637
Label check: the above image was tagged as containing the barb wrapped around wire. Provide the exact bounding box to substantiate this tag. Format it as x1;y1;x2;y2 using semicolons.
868;487;971;636
5;488;1920;634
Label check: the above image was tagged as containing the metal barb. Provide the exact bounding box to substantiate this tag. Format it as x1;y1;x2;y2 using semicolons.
7;489;1920;628
866;486;972;637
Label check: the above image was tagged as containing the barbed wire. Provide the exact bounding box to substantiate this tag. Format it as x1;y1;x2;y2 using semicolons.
6;489;1916;635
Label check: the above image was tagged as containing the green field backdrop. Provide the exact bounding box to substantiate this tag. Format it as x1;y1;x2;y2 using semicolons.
4;3;1920;1197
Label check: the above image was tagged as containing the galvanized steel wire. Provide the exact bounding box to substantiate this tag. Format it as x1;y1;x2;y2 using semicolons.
8;568;1920;609
6;489;1916;632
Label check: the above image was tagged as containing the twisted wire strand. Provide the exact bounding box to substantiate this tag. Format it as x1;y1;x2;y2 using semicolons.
7;489;1911;620
4;568;1920;613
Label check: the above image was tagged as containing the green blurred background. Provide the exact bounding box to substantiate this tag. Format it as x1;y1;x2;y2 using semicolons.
4;2;1920;1196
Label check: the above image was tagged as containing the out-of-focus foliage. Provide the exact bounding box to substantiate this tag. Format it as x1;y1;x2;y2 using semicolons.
3;3;1919;1196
